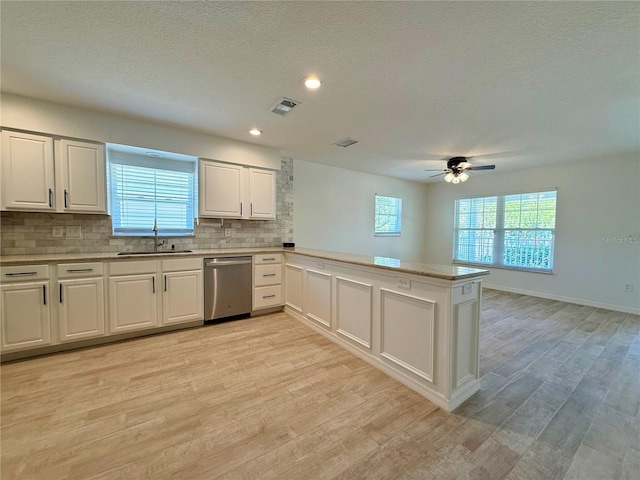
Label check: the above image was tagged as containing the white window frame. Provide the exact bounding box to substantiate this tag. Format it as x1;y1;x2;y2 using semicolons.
453;189;557;273
374;194;402;237
108;149;197;237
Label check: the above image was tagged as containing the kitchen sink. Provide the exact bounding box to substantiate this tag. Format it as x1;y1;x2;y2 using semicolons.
117;250;193;255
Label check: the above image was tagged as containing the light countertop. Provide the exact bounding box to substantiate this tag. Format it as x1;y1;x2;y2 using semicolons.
289;247;489;281
0;246;489;281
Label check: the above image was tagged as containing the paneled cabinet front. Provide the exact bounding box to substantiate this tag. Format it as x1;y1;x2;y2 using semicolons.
1;130;106;214
57;262;106;342
1;131;55;211
0;265;51;353
161;258;204;326
199;159;276;220
109;261;160;334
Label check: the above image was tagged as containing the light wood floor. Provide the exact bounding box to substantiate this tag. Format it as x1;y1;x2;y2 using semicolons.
1;289;639;480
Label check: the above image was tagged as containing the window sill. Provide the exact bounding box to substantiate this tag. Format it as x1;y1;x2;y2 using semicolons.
374;233;401;237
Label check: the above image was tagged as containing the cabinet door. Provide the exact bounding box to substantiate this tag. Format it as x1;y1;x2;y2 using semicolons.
162;270;203;325
58;278;105;342
199;160;244;218
58;140;106;213
249;168;276;219
1;281;51;352
109;274;159;333
1;131;55;211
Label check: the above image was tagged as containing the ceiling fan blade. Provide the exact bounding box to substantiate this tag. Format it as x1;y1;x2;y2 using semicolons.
467;165;496;171
429;172;446;178
424;169;446;172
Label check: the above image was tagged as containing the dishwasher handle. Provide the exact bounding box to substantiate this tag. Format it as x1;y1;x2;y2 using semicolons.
204;257;252;267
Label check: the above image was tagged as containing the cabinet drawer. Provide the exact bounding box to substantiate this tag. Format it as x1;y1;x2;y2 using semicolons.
109;260;157;276
253;285;283;309
162;257;202;272
57;262;104;278
254;264;282;286
1;264;49;281
254;253;282;265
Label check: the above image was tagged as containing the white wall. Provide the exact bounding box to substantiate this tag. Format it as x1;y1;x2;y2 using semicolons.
293;160;428;261
424;154;640;314
0;93;281;169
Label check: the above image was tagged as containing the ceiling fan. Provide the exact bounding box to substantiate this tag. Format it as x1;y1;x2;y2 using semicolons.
425;156;496;184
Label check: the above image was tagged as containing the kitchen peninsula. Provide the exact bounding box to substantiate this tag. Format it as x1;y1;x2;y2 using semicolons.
284;248;489;412
1;246;488;412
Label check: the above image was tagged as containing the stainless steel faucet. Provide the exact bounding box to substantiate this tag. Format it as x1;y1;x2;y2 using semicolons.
152;219;166;252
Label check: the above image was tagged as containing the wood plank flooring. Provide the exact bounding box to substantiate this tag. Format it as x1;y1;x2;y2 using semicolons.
1;289;639;479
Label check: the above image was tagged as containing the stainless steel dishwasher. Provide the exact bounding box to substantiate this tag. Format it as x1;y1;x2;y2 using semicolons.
204;256;252;320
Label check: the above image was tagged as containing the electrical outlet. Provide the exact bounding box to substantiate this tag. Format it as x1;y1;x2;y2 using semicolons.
65;226;82;239
624;283;634;293
224;228;231;237
397;278;411;290
51;226;64;238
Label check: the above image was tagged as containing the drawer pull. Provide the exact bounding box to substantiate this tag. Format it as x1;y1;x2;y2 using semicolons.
262;257;276;261
5;271;38;276
262;294;276;299
262;273;277;277
66;268;94;273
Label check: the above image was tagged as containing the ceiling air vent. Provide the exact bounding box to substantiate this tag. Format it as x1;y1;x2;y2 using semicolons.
333;138;359;148
270;97;300;116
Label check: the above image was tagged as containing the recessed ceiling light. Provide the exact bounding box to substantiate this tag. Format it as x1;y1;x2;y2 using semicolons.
249;128;262;136
303;76;322;89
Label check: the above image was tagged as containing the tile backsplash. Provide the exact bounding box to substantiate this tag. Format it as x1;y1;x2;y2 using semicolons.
0;159;293;256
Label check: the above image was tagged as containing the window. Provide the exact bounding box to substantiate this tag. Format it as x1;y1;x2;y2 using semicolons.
108;148;197;236
375;195;402;236
454;190;557;271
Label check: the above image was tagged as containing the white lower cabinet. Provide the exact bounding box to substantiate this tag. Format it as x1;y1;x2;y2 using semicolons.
109;258;203;333
1;280;51;352
109;260;159;334
161;258;203;325
253;253;283;310
109;273;159;333
57;262;106;342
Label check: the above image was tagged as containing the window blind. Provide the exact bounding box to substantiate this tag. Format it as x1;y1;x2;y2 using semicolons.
109;153;196;237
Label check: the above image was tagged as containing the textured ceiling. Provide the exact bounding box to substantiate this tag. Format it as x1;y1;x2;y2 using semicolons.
1;1;638;182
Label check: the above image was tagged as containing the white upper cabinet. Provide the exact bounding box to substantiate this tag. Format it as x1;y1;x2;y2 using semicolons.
57;139;106;213
1;130;55;211
199;159;276;220
248;168;276;220
199;160;244;218
1;130;106;214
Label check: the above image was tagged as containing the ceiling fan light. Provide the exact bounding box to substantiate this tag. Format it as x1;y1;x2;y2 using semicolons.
459;162;472;169
444;172;454;183
451;175;461;184
459;172;469;182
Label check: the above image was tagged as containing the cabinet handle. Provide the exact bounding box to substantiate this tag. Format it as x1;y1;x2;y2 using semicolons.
66;268;93;273
164;275;167;292
43;285;47;305
152;276;155;294
64;190;68;208
262;294;276;299
251;203;253;216
262;273;277;277
240;202;243;216
5;271;37;277
59;284;63;303
262;257;276;261
48;188;53;207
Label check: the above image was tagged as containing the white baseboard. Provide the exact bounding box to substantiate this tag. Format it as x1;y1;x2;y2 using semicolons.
483;283;640;315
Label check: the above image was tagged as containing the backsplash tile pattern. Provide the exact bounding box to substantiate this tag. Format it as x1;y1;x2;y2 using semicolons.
0;159;293;256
